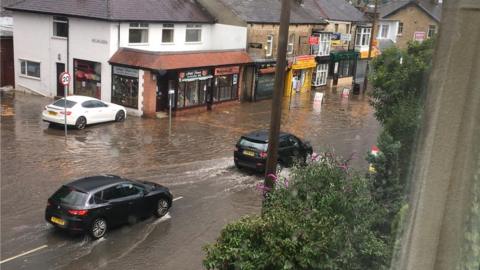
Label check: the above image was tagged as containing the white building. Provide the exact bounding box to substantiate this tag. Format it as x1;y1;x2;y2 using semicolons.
7;0;249;116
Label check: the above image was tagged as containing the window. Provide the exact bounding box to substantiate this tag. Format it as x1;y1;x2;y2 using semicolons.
266;35;274;57
398;22;404;35
346;24;350;34
214;75;238;102
120;184;143;197
428;25;436;38
53;16;68;38
162;24;174;43
73;59;101;98
337;59;354;77
185;24;202;42
129;23;149;44
314;63;328;86
112;66;139;109
53;99;77;108
287;33;295;55
334;24;339;32
355;27;371;46
51;186;88;206
20;60;40;78
103;185;125;201
380;24;389;38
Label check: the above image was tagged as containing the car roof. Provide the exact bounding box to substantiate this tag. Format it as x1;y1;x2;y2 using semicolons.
65;175;126;193
63;95;97;103
242;130;291;143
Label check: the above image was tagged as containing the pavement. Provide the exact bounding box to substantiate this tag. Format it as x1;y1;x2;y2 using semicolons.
0;89;379;269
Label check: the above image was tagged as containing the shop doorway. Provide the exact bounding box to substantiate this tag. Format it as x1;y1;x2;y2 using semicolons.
56;63;65;96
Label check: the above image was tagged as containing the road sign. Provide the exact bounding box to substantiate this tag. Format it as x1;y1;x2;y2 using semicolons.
59;72;71;86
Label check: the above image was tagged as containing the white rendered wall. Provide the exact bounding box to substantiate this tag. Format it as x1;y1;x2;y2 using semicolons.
377;20;399;43
211;24;247;50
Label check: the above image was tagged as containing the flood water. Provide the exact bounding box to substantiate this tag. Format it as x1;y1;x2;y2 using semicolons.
1;89;379;269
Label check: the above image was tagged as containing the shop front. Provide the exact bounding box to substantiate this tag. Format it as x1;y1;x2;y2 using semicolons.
111;66;139;109
313;56;330;87
213;66;240;103
73;59;101;99
253;61;276;101
176;68;212;109
329;51;359;87
284;55;317;97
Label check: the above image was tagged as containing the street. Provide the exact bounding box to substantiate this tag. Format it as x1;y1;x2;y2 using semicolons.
1;89;379;269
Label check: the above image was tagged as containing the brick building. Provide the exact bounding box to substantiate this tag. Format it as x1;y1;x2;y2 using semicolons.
378;0;442;49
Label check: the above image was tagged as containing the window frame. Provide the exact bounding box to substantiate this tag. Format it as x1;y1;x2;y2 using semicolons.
185;24;202;43
161;23;175;44
355;27;371;46
380;24;389;39
398;22;404;35
128;22;149;45
53;16;68;38
287;33;295;55
19;59;41;79
266;35;274;57
427;24;436;38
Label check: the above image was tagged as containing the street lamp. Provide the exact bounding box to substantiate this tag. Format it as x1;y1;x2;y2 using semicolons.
168;89;175;137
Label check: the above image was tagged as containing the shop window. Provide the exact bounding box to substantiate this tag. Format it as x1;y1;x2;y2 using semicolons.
266;35;274;57
314;63;328;86
177;80;207;108
355;27;371;46
129;23;149;44
53;16;68;38
186;24;202;42
162;24;174;43
112;66;139;109
287;33;295;55
20;60;40;78
73;59;101;98
214;75;238;102
337;59;354;78
398;22;404;35
428;25;436;38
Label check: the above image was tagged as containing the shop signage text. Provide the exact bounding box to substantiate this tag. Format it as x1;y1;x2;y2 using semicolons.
113;66;139;78
340;34;351;41
214;66;240;76
179;69;212;82
414;31;426;42
292;55;317;70
92;38;108;45
308;36;319;45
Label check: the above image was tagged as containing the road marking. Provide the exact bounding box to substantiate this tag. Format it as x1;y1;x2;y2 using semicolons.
173;196;183;202
0;245;48;264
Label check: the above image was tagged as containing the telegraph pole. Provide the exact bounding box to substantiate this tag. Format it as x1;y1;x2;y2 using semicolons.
363;0;378;92
264;0;292;191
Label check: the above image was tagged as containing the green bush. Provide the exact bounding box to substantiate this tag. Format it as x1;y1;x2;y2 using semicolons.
204;156;389;270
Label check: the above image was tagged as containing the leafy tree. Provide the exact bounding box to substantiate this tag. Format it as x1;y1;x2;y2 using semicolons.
204;155;389;270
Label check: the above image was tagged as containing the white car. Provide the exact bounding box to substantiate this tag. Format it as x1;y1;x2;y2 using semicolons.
42;95;127;129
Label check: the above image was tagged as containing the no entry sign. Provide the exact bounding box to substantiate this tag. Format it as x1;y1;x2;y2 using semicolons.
59;72;71;86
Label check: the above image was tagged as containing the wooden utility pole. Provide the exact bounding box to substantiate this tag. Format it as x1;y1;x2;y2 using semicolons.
363;0;378;92
264;0;292;191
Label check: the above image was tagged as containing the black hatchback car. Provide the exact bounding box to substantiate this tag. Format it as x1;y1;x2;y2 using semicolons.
234;130;313;172
45;175;172;239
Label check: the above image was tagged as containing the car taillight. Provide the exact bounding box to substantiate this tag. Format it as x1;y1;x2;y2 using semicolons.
260;152;268;158
68;209;88;216
59;111;72;115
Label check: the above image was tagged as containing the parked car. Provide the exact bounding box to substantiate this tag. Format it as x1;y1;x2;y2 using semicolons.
234;130;313;172
45;175;172;239
42;95;127;130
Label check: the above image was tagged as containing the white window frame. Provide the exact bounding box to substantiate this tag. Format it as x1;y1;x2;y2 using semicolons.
398;22;404;35
287;33;295;55
428;25;436;38
53;16;68;38
161;23;175;44
266;35;274;57
19;59;41;79
128;22;149;45
318;33;331;57
380;24;389;39
355;27;371;46
185;24;202;43
314;63;328;86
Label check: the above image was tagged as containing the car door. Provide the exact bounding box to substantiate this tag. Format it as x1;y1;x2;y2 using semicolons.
101;185;131;226
278;137;295;165
120;183;149;218
90;100;111;122
80;100;101;124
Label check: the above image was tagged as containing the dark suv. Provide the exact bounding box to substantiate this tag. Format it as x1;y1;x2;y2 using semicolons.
45;175;172;239
234;130;313;172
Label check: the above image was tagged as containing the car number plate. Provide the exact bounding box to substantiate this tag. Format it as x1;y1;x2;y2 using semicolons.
51;216;65;226
243;150;255;157
48;111;57;116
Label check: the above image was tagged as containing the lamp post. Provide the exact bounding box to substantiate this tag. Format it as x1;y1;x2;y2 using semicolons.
168;89;174;137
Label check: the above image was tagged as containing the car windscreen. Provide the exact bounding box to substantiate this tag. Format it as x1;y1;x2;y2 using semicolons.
53;99;77;108
50;186;88;206
239;138;268;151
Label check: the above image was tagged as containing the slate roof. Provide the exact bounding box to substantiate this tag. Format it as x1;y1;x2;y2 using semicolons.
217;0;326;24
4;0;214;23
0;0;22;16
379;0;442;22
304;0;368;22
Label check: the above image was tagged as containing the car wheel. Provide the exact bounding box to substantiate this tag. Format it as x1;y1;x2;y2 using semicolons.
75;116;87;130
234;161;242;169
90;217;107;239
154;198;169;218
115;110;125;122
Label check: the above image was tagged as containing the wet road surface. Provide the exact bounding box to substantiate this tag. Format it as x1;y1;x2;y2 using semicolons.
1;89;379;269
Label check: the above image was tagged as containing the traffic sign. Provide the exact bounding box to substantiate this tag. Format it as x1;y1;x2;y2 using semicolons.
59;72;71;86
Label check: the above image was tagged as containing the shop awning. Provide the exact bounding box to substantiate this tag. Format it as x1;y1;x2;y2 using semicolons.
109;48;252;71
330;51;359;62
